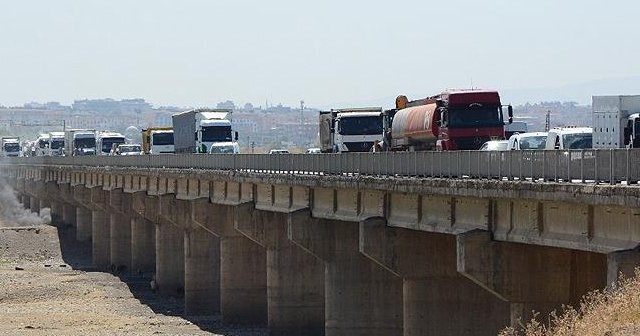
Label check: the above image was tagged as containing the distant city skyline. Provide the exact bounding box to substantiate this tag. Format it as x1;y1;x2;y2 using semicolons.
1;0;638;109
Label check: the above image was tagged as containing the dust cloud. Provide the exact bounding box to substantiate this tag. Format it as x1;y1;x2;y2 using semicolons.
0;180;50;227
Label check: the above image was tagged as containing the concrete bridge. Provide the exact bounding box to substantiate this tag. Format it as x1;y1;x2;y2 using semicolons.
3;150;640;336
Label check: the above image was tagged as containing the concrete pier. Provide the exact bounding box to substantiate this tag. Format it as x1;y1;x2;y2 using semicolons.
29;196;40;215
109;213;132;272
184;228;220;316
155;219;185;296
289;211;403;336
235;206;325;335
62;204;76;228
457;230;607;326
131;216;156;276
50;201;63;227
192;200;267;325
76;206;92;242
360;218;510;335
91;210;110;269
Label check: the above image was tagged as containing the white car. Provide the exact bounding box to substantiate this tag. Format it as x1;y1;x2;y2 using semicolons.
545;127;592;150
479;140;509;151
305;147;321;154
209;142;240;154
112;144;143;156
507;132;548;150
269;149;290;154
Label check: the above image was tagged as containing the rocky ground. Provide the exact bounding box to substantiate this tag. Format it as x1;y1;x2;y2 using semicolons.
0;198;267;335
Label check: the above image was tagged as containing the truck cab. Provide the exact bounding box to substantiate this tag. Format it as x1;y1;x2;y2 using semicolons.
47;132;65;156
96;131;126;155
1;137;21;157
319;108;384;153
623;114;640;148
65;129;97;156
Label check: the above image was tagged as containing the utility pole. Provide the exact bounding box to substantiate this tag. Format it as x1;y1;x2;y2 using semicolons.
300;100;305;126
544;110;551;132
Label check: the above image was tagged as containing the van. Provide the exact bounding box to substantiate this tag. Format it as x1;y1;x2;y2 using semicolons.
545;127;592;150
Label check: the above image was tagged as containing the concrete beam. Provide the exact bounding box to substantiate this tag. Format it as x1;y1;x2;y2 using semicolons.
235;203;324;335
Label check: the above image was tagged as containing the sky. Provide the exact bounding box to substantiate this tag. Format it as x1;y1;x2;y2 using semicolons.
0;0;639;108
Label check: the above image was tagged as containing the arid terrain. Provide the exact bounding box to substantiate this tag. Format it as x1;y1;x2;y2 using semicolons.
0;187;266;336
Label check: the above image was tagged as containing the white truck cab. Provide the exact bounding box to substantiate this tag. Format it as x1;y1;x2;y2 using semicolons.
545;127;592;150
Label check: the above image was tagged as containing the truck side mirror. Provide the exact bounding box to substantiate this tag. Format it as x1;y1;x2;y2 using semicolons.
507;105;513;124
234;131;238;141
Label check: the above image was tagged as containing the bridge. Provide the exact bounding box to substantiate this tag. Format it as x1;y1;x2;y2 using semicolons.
3;150;640;336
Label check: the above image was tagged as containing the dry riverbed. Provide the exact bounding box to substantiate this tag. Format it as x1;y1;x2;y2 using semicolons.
0;224;266;336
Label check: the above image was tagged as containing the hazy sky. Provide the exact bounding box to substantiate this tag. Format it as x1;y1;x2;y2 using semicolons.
0;0;638;108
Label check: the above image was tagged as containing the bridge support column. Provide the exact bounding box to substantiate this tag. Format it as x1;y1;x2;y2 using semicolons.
76;206;92;242
62;203;76;228
92;209;110;269
184;227;220;316
22;194;30;210
235;205;324;335
289;210;403;336
131;216;156;276
29;196;40;215
110;213;132;272
155;219;185;296
360;218;510;335
457;230;606;327
39;199;50;211
607;249;640;286
192;200;266;325
50;201;63;227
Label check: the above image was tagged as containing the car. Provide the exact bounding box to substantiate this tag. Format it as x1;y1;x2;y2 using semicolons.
269;149;290;154
479;140;509;151
507;132;548;150
112;144;142;155
209;142;240;154
545;127;592;150
305;147;321;154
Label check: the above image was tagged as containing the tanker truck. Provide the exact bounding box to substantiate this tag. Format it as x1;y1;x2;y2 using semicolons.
384;90;513;151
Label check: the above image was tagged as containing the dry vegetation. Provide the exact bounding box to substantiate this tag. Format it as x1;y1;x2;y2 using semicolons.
500;270;640;336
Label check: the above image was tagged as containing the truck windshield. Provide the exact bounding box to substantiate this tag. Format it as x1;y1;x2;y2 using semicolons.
4;143;20;152
152;133;174;145
101;138;125;153
50;139;64;149
563;133;592;149
202;126;232;142
75;138;96;149
338;116;383;135
448;107;503;128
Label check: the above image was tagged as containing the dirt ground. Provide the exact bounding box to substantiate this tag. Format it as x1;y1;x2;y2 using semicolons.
0;222;267;336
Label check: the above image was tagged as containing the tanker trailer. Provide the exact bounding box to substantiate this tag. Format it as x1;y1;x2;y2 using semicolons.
388;90;512;151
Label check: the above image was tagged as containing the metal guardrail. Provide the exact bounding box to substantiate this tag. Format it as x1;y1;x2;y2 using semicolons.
3;149;640;185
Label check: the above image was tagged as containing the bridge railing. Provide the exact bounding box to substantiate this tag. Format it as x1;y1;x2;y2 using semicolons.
3;149;640;184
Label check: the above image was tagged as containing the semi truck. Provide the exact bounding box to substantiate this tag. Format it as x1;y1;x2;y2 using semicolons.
172;108;238;154
34;133;50;156
385;90;513;151
1;137;21;157
47;131;65;156
64;129;97;156
319;107;384;153
141;128;175;154
96;131;126;155
592;95;640;148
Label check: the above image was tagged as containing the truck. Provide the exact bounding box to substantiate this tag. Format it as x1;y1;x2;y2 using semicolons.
592;95;640;148
34;133;50;156
385;90;513;151
545;127;592;150
172;108;238;154
64;129;97;156
319;107;384;153
141;127;175;154
1;137;21;157
96;131;126;155
47;131;65;156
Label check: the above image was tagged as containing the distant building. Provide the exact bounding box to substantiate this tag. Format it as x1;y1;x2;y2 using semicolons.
72;98;152;114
